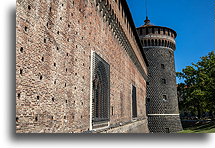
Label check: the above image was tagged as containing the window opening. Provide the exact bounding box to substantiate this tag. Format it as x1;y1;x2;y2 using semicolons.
92;53;110;123
161;78;166;84
161;64;165;69
132;85;137;118
163;95;167;101
165;128;170;133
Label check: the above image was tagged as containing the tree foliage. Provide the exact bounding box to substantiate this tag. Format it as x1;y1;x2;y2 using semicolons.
177;51;215;118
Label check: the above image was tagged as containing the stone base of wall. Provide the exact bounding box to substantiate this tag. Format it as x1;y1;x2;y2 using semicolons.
148;115;183;133
90;119;149;133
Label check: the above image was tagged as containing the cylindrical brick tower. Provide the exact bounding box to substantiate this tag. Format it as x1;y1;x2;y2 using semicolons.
136;17;182;133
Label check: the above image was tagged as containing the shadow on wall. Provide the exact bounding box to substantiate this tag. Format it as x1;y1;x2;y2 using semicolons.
9;5;208;142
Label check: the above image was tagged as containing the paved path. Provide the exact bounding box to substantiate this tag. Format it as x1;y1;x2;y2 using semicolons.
126;124;149;133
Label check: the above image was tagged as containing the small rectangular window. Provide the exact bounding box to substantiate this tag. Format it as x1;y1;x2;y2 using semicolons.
147;98;150;102
161;64;165;69
165;128;170;133
163;95;167;101
132;85;137;118
161;79;166;84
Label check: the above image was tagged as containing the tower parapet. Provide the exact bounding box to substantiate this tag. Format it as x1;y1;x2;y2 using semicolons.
137;18;177;51
137;17;182;133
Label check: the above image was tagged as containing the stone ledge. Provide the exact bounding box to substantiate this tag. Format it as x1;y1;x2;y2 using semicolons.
83;118;149;133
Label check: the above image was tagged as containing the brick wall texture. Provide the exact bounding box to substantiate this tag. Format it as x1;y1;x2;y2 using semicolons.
16;0;148;133
145;46;183;133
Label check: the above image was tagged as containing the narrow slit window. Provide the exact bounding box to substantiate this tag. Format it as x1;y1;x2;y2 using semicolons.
140;28;142;35
132;85;137;118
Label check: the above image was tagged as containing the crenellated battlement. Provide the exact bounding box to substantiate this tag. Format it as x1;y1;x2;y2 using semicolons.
95;0;149;77
137;25;177;50
137;26;177;39
141;38;176;50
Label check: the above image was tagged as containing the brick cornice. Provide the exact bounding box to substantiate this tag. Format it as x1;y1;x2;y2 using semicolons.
95;0;148;80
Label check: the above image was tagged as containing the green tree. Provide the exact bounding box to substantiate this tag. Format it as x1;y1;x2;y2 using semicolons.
177;51;215;119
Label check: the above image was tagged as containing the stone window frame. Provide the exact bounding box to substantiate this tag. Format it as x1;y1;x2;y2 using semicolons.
90;51;110;129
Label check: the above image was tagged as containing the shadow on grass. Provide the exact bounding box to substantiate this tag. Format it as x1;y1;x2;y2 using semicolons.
182;121;215;133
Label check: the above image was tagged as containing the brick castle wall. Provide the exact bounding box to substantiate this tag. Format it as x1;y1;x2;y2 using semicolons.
16;0;148;133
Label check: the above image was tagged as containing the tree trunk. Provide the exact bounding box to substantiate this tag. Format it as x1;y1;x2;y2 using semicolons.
197;102;201;119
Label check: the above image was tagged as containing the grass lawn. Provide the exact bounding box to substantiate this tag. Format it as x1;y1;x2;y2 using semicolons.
179;120;215;133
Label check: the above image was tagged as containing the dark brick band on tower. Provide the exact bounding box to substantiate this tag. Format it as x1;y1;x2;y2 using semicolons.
136;17;182;133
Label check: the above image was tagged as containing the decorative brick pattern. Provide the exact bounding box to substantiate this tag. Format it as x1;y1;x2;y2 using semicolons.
145;47;178;114
148;115;182;133
137;23;182;133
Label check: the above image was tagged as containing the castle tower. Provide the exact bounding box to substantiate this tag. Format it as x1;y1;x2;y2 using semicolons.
136;17;182;133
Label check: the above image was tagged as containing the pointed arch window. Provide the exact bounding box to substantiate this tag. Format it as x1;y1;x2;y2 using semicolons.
92;53;110;123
